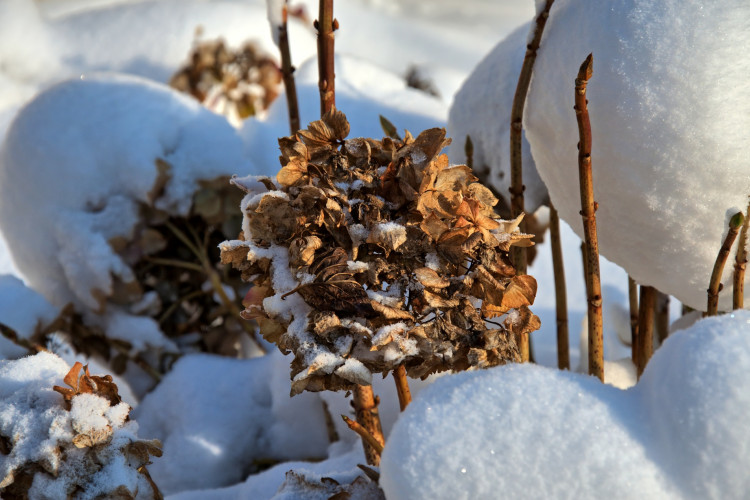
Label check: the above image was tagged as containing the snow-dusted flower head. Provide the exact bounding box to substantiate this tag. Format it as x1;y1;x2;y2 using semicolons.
0;354;162;498
221;109;540;394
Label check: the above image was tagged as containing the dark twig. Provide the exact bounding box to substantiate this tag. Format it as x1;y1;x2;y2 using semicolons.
278;1;301;134
315;0;336;115
628;276;638;360
734;203;750;309
393;365;412;411
549;204;569;370
574;54;603;382
0;322;47;354
509;0;555;274
655;290;670;345
464;135;474;170
707;211;744;316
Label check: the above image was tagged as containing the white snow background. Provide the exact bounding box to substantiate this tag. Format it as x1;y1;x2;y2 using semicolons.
0;0;748;498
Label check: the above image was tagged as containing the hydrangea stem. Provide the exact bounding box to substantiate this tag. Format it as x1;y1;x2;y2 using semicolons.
342;415;384;456
733;204;750;309
509;0;555;362
278;1;300;134
707;211;744;316
316;0;336;115
393;365;412;411
574;54;603;382
351;385;385;465
636;285;656;378
549;204;569;370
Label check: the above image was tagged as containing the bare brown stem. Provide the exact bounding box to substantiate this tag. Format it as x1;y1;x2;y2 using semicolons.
393;365;412;411
464;135;474;170
509;0;555;276
316;0;336;115
0;322;47;354
734;203;750;309
351;385;385;466
628;276;638;361
574;54;603;382
341;415;384;457
278;3;300;134
655;290;670;345
707;211;744;316
636;285;656;378
549;204;569;370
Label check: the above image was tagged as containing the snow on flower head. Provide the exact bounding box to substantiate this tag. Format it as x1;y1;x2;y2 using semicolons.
221;108;541;394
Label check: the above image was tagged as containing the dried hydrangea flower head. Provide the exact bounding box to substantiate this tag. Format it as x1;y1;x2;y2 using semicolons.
221;109;540;395
170;37;282;123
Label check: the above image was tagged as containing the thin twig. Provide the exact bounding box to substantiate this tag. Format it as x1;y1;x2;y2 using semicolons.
509;0;555;277
628;276;638;360
733;203;750;309
0;322;48;353
574;54;603;382
636;285;656;379
316;0;336;115
549;203;569;370
341;415;384;456
464;135;474;170
278;2;300;134
707;211;744;316
393;365;412;411
655;290;670;345
111;342;162;382
351;385;385;466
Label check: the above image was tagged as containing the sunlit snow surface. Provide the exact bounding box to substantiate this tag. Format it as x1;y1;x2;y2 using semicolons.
381;312;750;499
0;0;745;498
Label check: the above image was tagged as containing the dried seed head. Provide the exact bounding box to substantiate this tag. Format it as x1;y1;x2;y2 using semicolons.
221;109;540;394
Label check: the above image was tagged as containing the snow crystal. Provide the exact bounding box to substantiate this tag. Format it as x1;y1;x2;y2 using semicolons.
334;358;372;386
523;0;750;310
347;260;370;273
381;311;750;499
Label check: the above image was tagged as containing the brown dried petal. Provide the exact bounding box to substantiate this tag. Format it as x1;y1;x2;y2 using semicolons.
414;267;450;289
501;275;538;309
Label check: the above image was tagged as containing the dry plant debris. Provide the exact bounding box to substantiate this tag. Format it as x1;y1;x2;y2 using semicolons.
170;37;282;121
221;109;540;395
1;360;162;499
276;470;384;499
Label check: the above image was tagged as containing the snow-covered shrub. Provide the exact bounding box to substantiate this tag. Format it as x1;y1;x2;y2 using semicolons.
221;109;539;394
519;0;750;311
0;353;161;498
0;74;261;373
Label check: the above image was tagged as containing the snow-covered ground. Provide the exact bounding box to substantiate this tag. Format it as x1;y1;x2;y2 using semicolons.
1;0;748;498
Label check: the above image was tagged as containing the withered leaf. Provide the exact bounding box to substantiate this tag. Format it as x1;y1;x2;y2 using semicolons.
370;300;413;320
53;362;123;408
414;267;450;289
502;274;537;309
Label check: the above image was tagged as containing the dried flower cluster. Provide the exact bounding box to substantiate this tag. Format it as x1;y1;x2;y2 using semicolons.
170;38;281;122
221;109;540;394
1;358;162;499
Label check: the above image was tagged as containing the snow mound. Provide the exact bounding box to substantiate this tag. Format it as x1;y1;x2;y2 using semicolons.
0;352;160;498
523;0;750;310
380;310;750;499
447;22;547;214
133;352;330;495
0;73;248;313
